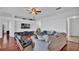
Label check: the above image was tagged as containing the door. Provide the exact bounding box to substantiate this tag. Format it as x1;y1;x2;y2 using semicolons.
70;18;79;36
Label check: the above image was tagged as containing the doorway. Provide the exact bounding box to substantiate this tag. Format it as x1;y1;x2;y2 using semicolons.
67;16;79;43
2;21;9;37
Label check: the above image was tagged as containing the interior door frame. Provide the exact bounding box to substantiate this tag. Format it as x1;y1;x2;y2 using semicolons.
66;16;79;40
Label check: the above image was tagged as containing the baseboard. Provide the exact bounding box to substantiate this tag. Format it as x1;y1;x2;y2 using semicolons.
68;36;79;43
70;35;79;37
68;40;79;43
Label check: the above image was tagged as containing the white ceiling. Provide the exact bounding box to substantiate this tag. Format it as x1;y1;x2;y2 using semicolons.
0;7;79;19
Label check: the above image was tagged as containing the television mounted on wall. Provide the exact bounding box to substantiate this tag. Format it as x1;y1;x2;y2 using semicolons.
21;23;30;29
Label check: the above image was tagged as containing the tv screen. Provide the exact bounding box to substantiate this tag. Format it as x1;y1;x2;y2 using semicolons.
21;23;30;29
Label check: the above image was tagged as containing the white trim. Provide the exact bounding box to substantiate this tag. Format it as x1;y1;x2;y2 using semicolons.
0;35;2;38
67;18;70;40
67;15;79;40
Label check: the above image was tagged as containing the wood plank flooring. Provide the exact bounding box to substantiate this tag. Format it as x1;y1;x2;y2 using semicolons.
62;36;79;51
0;34;19;51
62;41;79;51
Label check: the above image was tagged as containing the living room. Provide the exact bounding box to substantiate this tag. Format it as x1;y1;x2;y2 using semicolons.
0;7;79;51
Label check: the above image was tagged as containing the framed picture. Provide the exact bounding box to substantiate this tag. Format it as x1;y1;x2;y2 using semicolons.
21;23;30;29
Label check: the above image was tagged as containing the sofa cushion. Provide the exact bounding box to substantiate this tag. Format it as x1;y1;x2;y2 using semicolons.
48;33;67;51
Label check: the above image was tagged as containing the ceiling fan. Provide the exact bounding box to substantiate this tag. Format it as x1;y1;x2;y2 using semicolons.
26;7;41;15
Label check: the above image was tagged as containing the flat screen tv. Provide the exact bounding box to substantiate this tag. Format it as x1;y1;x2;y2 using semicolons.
21;23;30;29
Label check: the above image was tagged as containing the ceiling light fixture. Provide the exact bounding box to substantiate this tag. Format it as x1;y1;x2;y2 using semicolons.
27;7;41;15
32;8;37;15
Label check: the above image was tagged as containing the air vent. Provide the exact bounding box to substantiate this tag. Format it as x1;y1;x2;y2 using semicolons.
56;7;62;10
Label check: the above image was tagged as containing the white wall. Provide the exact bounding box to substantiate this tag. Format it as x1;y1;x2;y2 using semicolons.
0;17;9;38
2;21;9;33
0;18;2;38
9;20;15;37
40;8;79;33
15;20;37;32
0;17;13;37
41;17;66;32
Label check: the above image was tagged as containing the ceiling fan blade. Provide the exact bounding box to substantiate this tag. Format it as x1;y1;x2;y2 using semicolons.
56;7;62;10
29;18;35;21
37;11;41;13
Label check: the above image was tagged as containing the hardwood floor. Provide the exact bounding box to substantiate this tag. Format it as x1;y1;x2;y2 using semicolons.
0;34;79;51
0;34;19;51
62;41;79;51
68;36;79;43
61;36;79;51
